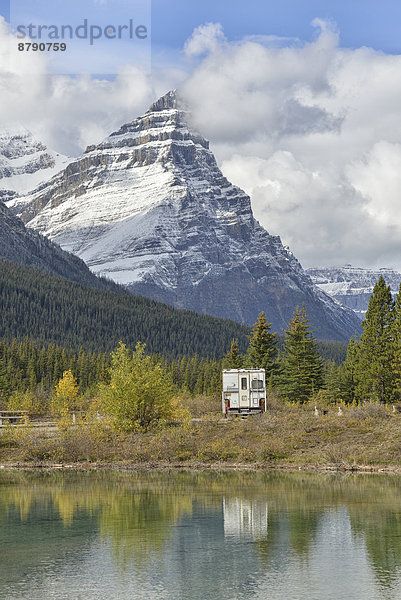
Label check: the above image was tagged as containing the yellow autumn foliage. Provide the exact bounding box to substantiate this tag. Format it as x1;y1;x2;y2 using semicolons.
99;342;189;431
51;370;79;417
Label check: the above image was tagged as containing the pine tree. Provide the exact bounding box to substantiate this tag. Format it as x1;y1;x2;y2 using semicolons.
246;312;278;376
224;339;241;369
0;358;11;404
355;276;395;403
281;306;323;403
324;360;343;402
27;358;38;392
392;283;401;401
341;336;360;403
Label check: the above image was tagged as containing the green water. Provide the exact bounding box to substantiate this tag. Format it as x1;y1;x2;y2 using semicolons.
1;470;401;599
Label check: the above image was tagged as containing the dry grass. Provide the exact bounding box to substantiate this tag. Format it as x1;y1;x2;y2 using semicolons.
2;398;401;468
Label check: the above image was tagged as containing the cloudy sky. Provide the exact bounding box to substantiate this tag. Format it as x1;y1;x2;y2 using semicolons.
1;0;401;270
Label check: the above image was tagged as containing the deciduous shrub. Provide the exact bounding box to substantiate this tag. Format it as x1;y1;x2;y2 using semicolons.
99;342;189;432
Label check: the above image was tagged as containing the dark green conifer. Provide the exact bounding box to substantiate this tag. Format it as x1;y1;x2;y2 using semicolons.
324;360;343;402
224;339;241;369
391;283;401;400
281;305;323;403
356;276;395;403
0;359;10;403
247;312;278;376
342;336;360;403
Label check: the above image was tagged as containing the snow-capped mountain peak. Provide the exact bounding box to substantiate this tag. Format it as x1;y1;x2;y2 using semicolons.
0;126;71;201
7;91;360;340
307;265;401;318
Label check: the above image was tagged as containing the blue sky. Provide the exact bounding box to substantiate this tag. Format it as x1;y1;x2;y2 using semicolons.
2;0;401;55
2;0;401;76
151;0;401;54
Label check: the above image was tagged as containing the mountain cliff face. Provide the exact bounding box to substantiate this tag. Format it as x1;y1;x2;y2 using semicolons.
307;265;401;319
0;200;121;291
0;127;70;202
9;91;360;340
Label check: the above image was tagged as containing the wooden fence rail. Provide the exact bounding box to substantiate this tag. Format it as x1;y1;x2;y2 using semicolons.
0;411;29;426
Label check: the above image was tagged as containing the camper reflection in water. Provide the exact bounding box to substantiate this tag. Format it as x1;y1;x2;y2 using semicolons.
223;498;268;540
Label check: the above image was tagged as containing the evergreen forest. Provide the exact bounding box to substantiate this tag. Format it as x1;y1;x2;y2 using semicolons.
4;257;395;421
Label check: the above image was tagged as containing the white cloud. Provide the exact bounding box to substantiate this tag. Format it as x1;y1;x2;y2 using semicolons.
181;20;401;270
182;20;340;145
184;22;226;58
347;141;401;228
0;17;158;155
221;152;401;269
3;12;401;272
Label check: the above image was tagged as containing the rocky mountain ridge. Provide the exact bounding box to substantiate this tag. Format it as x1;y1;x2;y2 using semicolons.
7;91;360;340
0;126;70;203
307;265;401;318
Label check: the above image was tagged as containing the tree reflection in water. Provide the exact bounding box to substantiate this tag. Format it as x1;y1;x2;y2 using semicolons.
1;470;401;587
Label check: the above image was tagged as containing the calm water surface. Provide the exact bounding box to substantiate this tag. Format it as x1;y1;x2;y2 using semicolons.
1;470;401;599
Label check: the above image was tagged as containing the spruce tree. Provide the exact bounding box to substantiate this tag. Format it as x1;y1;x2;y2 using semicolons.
224;339;241;369
341;336;360;403
0;358;10;404
355;276;395;403
392;283;401;400
324;360;343;402
246;312;278;376
281;306;323;403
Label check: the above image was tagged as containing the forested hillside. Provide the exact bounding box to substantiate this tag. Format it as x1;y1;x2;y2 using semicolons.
0;259;251;357
0;338;224;399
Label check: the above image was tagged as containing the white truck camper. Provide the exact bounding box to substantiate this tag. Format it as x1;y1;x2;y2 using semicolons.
222;369;266;416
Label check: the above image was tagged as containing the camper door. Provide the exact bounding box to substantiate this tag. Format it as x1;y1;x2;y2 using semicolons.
239;373;250;407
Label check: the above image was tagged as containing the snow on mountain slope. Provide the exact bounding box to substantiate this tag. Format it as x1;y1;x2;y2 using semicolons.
9;90;360;340
307;265;401;318
0;126;70;201
0;199;122;291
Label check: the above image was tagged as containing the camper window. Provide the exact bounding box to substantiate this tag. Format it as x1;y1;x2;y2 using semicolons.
252;380;264;390
241;377;247;390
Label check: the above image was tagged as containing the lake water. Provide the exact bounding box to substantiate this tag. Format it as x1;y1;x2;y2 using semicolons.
1;470;401;599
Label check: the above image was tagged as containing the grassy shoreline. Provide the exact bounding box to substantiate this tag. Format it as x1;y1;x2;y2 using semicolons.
1;460;401;474
2;398;401;473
